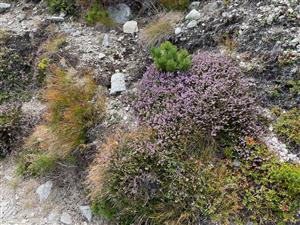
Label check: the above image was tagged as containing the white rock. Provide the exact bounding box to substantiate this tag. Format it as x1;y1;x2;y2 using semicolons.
60;212;72;225
79;206;92;222
0;3;11;13
99;53;106;59
47;211;59;223
46;16;64;22
110;73;126;95
175;27;182;35
123;21;138;34
102;34;110;47
185;9;201;20
36;181;52;202
187;20;198;28
189;1;201;9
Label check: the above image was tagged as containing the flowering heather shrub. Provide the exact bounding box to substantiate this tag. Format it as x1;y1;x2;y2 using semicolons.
135;52;258;143
88;128;219;224
89;130;300;224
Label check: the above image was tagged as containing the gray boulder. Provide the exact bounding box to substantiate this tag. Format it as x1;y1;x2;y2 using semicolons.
36;181;52;202
108;3;131;24
0;3;11;13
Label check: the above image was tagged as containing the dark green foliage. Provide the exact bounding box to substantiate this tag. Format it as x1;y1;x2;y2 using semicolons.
46;0;78;15
0;105;21;158
85;4;113;26
151;41;192;72
0;32;35;104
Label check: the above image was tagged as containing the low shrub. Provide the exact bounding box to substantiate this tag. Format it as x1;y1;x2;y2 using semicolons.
136;51;257;143
274;108;300;150
141;12;182;47
151;41;192;72
18;67;106;175
88;128;218;224
88;132;300;224
86;4;113;26
0;104;21;158
46;0;78;15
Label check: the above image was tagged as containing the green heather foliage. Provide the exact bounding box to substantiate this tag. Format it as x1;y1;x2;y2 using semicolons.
46;0;78;15
86;4;113;26
274;108;300;147
151;41;192;72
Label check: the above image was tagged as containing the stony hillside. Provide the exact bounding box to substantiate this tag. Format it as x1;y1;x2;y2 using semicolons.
0;0;299;225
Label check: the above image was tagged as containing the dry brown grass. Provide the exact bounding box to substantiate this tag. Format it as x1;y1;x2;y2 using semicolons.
18;66;106;176
42;34;67;53
141;12;183;47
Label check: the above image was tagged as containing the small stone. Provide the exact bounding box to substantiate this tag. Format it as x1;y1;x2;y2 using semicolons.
79;206;92;222
99;53;106;59
189;1;200;9
102;34;110;47
47;211;59;223
46;16;64;22
187;20;198;28
123;21;138;34
60;212;72;225
110;73;126;95
108;3;131;24
0;3;11;13
36;181;52;202
185;9;201;20
175;27;182;35
233;160;241;167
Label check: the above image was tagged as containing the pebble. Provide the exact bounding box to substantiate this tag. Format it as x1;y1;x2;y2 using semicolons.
79;205;92;222
187;20;198;28
185;9;201;20
60;212;72;225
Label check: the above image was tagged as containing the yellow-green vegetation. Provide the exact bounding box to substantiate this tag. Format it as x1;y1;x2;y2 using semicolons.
286;79;300;94
159;0;189;10
141;12;182;47
18;67;106;176
38;57;49;71
274;108;300;147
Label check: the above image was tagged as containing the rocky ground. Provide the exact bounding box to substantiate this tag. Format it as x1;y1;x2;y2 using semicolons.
0;0;299;224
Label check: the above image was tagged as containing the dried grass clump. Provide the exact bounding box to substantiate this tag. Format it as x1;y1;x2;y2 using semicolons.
141;12;182;47
42;34;67;53
18;66;106;176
